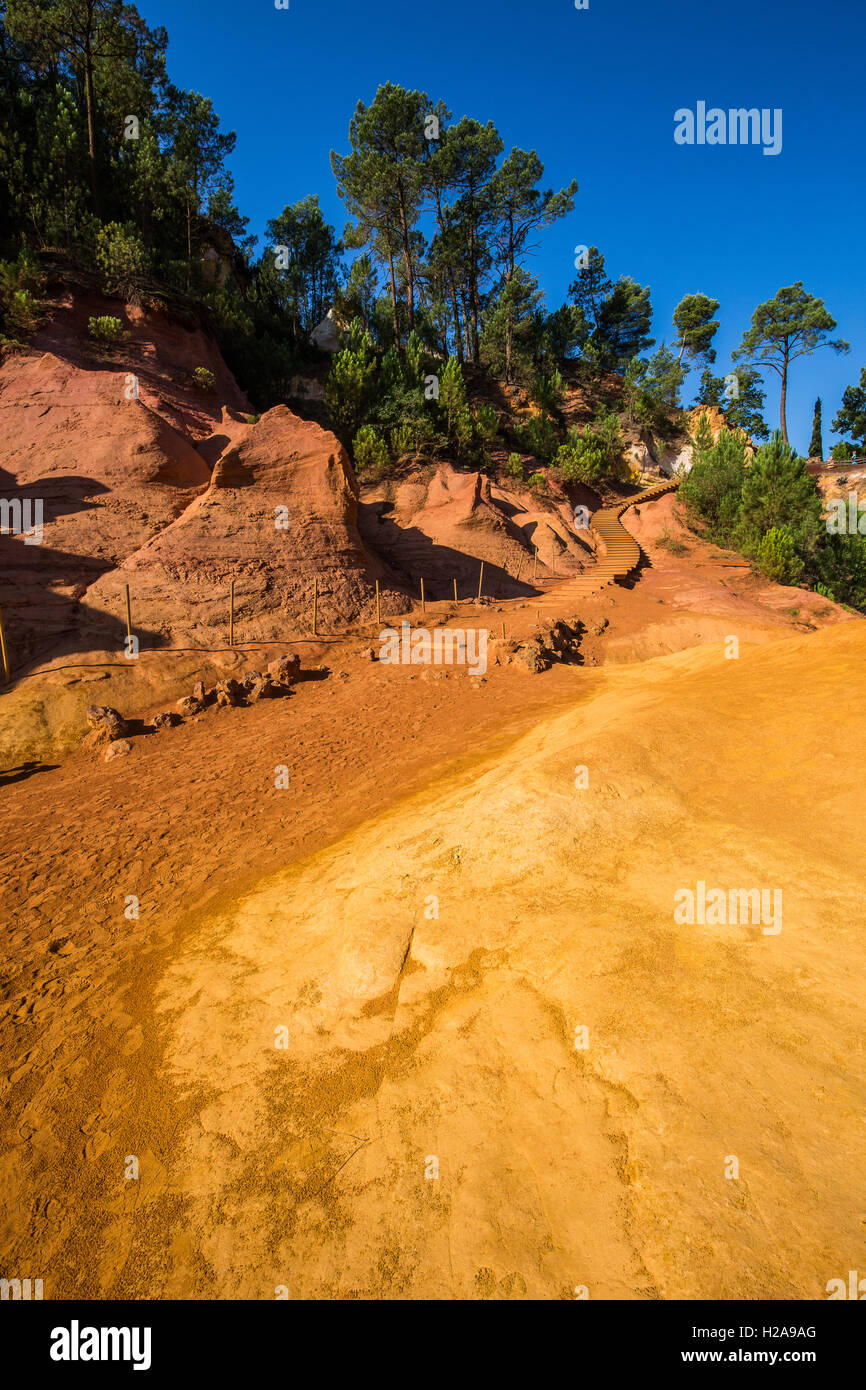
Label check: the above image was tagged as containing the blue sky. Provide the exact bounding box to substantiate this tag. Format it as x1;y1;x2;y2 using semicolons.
138;0;865;453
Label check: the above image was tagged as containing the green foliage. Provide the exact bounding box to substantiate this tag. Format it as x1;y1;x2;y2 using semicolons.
831;441;855;461
735;432;823;557
679;422;864;609
569;248;654;371
527;470;546;490
88;315;123;342
479;267;544;380
0;255;43;342
263;195;342;336
504;453;524;479
94;222;148;302
530;367;565;417
436;355;474;450
672;293;720;366
724;366;769;441
352;423;390;477
191;366;215;391
554;414;625;486
695;367;724;409
831;367;866;450
733;283;849;444
627;344;686;411
473;402;500;443
808;398;823;459
754;526;804;585
678;418;748;542
324;324;377;439
516;412;559;464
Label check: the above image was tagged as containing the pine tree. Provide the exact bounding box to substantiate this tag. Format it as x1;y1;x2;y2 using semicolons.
733;284;849;445
673;293;720;364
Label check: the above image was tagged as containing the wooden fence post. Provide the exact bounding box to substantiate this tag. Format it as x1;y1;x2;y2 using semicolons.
453;578;458;604
229;580;235;647
420;577;426;614
313;578;318;637
376;579;381;626
476;561;484;603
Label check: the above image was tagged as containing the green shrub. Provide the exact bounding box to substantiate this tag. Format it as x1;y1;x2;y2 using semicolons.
831;441;855;462
474;402;500;444
530;368;565;417
95;222;148;303
754;526;805;585
678;420;747;543
0;256;43;339
504;453;524;480
88;315;124;342
527;470;546;490
554;414;625;486
516;412;559;464
192;366;216;391
325;320;377;438
352;424;389;477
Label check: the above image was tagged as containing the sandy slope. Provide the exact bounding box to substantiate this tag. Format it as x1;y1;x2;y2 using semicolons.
2;620;863;1299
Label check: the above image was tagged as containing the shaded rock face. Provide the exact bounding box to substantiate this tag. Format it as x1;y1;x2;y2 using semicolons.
309;309;342;353
0;288;250;666
0;291;407;666
83;405;409;647
358;461;595;600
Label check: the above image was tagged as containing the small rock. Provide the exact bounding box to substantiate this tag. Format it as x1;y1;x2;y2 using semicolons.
151;712;179;730
247;677;281;703
268;654;302;685
214;678;244;708
193;680;206;702
177;695;204;717
85;705;128;742
103;739;133;762
358;647;377;662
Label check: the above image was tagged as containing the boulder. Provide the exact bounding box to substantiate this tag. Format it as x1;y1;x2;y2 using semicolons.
309;308;342;353
103;739;133;762
84;706;128;744
267;654;301;685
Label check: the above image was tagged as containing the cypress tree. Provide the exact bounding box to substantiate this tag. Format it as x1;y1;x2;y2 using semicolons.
809;398;823;459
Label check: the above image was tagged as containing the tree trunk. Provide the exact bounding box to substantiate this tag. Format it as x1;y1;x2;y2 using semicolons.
83;39;102;219
395;183;414;331
186;198;192;290
459;287;472;360
386;249;399;346
779;350;789;445
431;183;463;361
